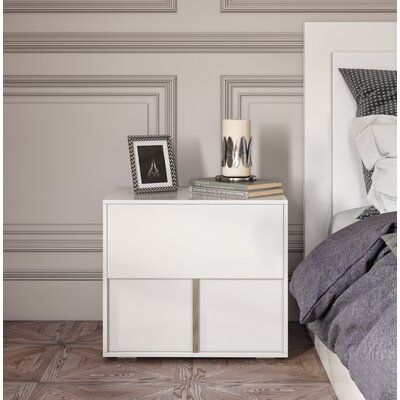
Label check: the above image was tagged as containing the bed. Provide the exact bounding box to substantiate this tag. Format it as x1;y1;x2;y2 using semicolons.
296;22;397;400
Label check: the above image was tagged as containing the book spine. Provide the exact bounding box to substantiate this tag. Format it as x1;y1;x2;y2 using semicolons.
249;189;283;198
190;179;249;191
189;186;248;198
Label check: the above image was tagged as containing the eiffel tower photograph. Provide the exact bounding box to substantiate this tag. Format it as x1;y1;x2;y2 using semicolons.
136;144;168;185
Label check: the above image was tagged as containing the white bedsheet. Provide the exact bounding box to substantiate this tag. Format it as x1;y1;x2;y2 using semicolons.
329;207;367;234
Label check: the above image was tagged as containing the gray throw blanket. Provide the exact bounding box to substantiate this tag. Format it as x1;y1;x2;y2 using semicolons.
290;212;396;400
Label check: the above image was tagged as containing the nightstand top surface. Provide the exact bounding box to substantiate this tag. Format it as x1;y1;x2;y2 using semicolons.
104;187;288;205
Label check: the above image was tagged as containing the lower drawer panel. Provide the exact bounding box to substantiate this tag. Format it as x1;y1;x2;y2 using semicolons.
199;280;285;353
108;279;193;352
105;279;287;356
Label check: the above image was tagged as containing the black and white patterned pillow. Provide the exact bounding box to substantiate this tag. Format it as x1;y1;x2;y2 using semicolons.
362;163;373;193
356;205;380;220
339;68;397;219
339;68;397;117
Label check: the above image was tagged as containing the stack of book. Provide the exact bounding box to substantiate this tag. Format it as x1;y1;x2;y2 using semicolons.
189;178;283;198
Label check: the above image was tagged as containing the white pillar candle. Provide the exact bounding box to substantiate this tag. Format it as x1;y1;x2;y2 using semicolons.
222;119;252;177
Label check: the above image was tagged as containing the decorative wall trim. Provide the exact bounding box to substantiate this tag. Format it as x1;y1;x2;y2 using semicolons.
4;223;303;253
4;32;303;53
3;223;102;235
4;74;177;152
4;269;102;281
288;224;304;252
4;240;103;252
4;223;102;253
5;0;177;13
222;75;303;119
221;0;396;12
4;269;298;281
4;269;297;281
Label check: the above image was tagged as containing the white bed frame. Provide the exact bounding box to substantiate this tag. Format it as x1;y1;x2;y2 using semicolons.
304;22;396;400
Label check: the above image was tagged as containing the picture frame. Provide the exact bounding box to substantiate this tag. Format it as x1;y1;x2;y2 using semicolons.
128;135;178;194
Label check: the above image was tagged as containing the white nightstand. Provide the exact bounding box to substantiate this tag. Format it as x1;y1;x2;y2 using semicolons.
103;187;288;358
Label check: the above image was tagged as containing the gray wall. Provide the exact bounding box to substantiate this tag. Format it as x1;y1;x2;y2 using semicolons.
4;0;396;320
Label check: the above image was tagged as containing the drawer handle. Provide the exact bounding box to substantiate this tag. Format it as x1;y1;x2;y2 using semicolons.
193;279;200;353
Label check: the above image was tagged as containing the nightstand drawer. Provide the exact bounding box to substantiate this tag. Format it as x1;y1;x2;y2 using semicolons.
106;204;284;279
199;280;286;353
108;279;193;352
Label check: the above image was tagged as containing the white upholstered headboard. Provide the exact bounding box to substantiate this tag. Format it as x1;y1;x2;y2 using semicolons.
304;22;396;256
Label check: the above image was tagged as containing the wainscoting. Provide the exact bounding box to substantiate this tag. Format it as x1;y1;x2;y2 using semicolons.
4;0;395;320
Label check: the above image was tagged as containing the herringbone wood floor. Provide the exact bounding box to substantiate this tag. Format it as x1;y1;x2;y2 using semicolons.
4;321;337;400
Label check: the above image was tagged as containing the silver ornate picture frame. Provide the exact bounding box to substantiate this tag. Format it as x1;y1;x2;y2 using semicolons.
128;135;178;194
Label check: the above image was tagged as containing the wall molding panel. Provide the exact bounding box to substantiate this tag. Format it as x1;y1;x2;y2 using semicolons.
4;74;178;287
5;0;177;13
222;75;303;120
4;74;177;150
221;75;304;256
221;0;396;12
4;32;303;53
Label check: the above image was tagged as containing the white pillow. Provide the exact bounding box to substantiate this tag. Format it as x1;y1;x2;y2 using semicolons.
352;115;397;213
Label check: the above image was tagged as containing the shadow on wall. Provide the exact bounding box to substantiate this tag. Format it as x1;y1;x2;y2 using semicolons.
179;136;207;185
258;124;289;198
